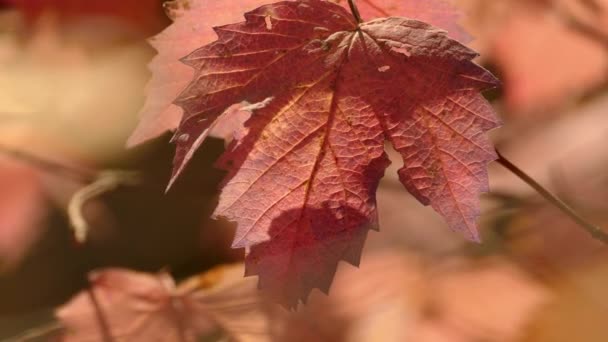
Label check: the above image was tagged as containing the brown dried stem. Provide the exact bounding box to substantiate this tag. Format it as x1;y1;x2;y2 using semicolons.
0;144;95;182
86;286;114;342
495;149;608;245
347;0;363;24
552;0;608;49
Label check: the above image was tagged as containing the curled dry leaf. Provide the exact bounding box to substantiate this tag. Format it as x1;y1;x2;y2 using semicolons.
56;254;550;341
129;0;470;146
57;269;193;342
56;264;280;342
165;0;499;306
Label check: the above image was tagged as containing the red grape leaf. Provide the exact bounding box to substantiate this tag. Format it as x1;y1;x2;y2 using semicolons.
127;0;271;147
169;0;499;307
128;0;470;146
56;265;280;341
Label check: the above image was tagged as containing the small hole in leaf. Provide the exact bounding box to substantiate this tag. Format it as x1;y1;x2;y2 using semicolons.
265;15;273;30
177;134;190;142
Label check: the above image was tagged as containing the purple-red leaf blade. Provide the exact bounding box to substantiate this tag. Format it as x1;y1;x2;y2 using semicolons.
169;0;500;306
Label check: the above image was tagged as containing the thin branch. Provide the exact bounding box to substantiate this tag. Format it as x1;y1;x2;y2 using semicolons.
4;322;63;342
347;0;363;24
86;286;114;342
0;150;140;342
553;1;608;49
495;149;608;244
0;145;142;243
0;144;96;182
563;13;608;48
581;0;603;13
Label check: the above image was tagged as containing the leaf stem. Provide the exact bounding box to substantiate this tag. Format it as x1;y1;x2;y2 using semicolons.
495;149;608;244
347;0;363;24
553;1;608;49
86;286;114;342
0;144;96;182
4;322;63;342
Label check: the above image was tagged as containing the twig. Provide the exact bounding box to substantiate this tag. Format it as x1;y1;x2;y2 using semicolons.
86;286;113;342
347;0;363;24
4;322;63;342
0;144;143;243
581;0;603;13
563;13;608;48
0;144;95;182
495;149;608;244
553;1;608;49
0;147;141;342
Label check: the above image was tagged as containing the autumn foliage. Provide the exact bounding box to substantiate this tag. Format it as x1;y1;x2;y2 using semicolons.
131;0;500;306
2;0;608;341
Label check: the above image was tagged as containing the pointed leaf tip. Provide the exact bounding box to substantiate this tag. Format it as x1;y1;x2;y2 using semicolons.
155;0;499;306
